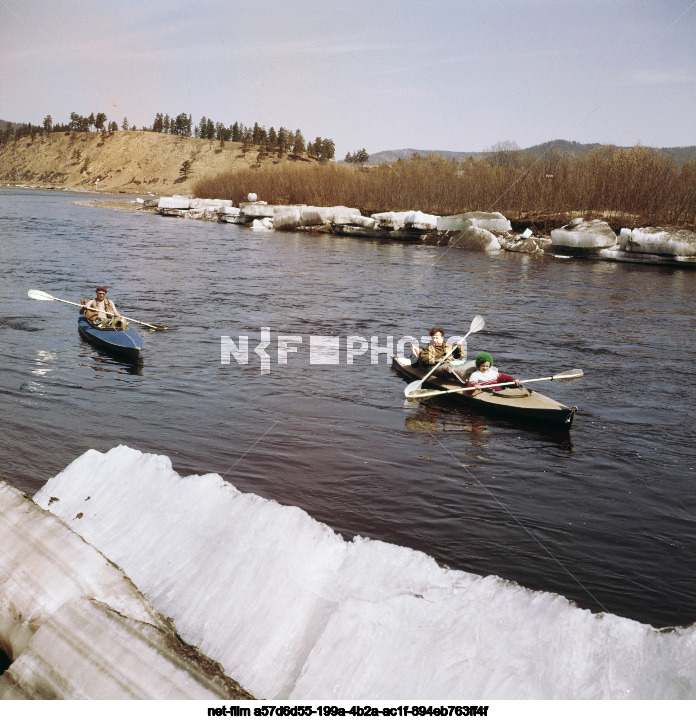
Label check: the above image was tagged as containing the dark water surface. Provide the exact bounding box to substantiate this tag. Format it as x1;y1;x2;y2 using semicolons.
1;188;694;628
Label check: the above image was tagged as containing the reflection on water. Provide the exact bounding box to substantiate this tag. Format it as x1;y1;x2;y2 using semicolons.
0;188;695;628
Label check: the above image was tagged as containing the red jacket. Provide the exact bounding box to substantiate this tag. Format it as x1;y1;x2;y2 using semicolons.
466;372;517;391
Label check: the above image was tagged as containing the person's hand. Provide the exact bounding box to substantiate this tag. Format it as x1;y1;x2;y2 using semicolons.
81;299;87;306
514;379;521;387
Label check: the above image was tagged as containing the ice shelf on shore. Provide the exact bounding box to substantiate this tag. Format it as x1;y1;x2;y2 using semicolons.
0;480;251;700
19;446;696;700
448;226;501;252
550;218;618;250
137;197;696;266
618;227;696;257
437;211;512;233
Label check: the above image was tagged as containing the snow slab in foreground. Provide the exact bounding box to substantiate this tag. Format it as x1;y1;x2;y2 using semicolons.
34;446;696;700
0;480;250;699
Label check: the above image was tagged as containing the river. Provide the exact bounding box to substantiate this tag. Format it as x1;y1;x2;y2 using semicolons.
1;187;694;629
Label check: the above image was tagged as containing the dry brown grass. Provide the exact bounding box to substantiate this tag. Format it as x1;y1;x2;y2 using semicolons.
194;146;696;229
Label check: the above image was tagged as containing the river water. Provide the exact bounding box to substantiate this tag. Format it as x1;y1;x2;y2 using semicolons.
1;188;694;629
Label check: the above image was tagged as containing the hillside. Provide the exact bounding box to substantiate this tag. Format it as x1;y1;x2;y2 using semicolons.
0;130;317;196
370;140;696;165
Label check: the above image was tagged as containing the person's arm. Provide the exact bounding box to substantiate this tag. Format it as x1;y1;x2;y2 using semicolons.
418;345;431;366
497;373;521;387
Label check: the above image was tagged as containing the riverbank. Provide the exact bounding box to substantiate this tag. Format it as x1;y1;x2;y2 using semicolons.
136;193;696;268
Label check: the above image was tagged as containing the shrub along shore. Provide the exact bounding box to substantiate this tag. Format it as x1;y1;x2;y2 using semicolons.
194;145;696;233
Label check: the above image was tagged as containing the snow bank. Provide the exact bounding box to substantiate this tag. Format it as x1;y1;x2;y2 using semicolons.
619;227;696;257
550;218;618;249
32;446;696;700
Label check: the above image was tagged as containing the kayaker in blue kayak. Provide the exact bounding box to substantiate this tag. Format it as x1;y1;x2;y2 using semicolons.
467;352;521;391
416;327;468;383
81;286;119;327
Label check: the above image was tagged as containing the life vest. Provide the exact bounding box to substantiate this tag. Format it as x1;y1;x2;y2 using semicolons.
86;298;116;319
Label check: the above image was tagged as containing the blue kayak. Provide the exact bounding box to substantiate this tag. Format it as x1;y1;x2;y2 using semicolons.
77;316;143;360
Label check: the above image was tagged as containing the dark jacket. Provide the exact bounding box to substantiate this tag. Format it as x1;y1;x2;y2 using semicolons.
418;342;462;368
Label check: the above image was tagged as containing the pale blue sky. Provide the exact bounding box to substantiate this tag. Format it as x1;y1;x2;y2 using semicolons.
1;0;694;157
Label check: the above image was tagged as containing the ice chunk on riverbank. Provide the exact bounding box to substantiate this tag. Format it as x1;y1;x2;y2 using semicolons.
448;226;501;252
189;198;228;209
273;207;302;230
347;214;378;229
373;209;439;231
0;481;248;699
619;227;696;256
438;212;512;232
550;218;618;249
33;446;696;700
157;195;192;210
371;211;413;230
252;218;273;231
404;210;438;230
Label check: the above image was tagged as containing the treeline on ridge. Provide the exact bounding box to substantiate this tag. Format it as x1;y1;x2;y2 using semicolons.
0;111;336;161
194;145;696;229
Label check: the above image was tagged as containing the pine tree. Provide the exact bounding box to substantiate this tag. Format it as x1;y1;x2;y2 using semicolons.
180;159;193;179
277;127;288;157
320;138;335;162
293;129;305;155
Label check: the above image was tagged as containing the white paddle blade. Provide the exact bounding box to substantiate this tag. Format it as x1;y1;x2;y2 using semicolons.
404;380;422;398
28;289;55;301
469;314;485;334
553;369;583;381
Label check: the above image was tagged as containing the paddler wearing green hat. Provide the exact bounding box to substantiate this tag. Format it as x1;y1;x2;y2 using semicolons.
467;352;521;391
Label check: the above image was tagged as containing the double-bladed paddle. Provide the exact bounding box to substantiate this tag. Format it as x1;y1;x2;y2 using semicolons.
406;369;584;399
28;289;168;330
403;315;485;398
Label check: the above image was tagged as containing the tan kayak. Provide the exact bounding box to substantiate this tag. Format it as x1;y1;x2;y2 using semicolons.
393;356;577;428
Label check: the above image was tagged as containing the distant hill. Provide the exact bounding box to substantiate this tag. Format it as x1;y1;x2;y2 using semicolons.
368;148;485;164
370;140;696;165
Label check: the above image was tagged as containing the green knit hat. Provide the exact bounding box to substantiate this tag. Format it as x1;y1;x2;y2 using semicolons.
475;352;493;368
